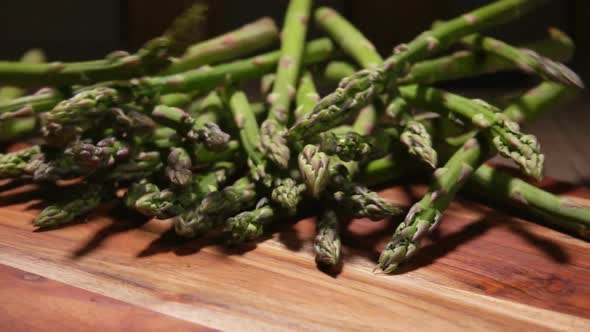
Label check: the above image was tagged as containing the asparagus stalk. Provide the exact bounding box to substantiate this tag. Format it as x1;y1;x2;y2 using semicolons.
229;90;304;219
308;8;402;218
260;0;312;168
224;198;276;243
228;90;271;186
0;38;335;119
0;146;44;179
125;181;177;219
315;7;381;68
322;61;356;82
0;4;207;86
378;138;487;273
385;97;438;168
295;73;331;197
165;147;193;187
460;34;583;88
175;176;258;238
0;49;46;103
294;71;320;123
369;82;581;272
314;209;343;267
467;165;590;239
0;49;46;141
398;85;544;180
152;105;230;151
377;77;569;273
163;17;279;74
66;137;130;172
328;107;401;221
2;25;571;122
322;28;574;86
34;184;107;228
288;0;546;141
128;161;235;219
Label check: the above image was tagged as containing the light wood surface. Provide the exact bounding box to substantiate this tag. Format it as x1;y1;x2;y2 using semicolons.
0;179;590;331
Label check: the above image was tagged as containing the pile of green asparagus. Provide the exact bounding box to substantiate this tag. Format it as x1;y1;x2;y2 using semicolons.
1;0;588;273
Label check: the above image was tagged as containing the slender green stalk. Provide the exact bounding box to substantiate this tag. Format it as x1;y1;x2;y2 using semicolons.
322;28;574;86
322;61;356;84
314;209;342;267
315;7;382;68
295;72;331;198
143;37;334;97
128;161;235;219
460;34;583;88
228;90;271;185
385;97;437;168
0;49;46;103
0;38;334;119
175;176;258;238
0;146;44;179
224;198;276;243
288;0;546;141
306;11;401;218
378;138;487;273
152;105;230;151
294;71;320;122
398;85;544;180
0;49;46;141
165;147;193;187
164;17;279;74
260;0;312;168
34;184;106;228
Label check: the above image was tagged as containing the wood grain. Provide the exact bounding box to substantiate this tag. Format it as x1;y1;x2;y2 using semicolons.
0;180;589;331
0;264;212;332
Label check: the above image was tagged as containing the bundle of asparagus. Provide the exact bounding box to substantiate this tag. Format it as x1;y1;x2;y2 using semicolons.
0;0;588;274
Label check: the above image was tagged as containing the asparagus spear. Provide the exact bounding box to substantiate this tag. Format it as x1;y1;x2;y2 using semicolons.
399;27;575;85
0;38;335;119
374;82;579;272
460;34;583;88
0;4;207;86
288;0;546;142
66;137;130;172
314;209;343;267
295;73;331;198
2;25;571;121
125;180;177;219
224;198;276;243
228;90;271;186
229;90;303;226
0;146;44;179
378;138;487;273
321;27;574;86
175;176;258;238
294;71;320;123
0;49;46;103
309;7;401;218
0;49;46;141
34;184;107;228
315;7;381;69
385;97;437;168
260;0;312;168
398;85;544;180
152;105;230;151
164;17;279;74
127;162;235;219
165;147;193;187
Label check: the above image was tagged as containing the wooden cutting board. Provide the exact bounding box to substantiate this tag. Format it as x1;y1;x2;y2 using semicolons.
0;178;590;331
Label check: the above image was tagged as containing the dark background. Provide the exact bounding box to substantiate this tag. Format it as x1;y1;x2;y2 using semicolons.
0;0;587;81
0;0;589;184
